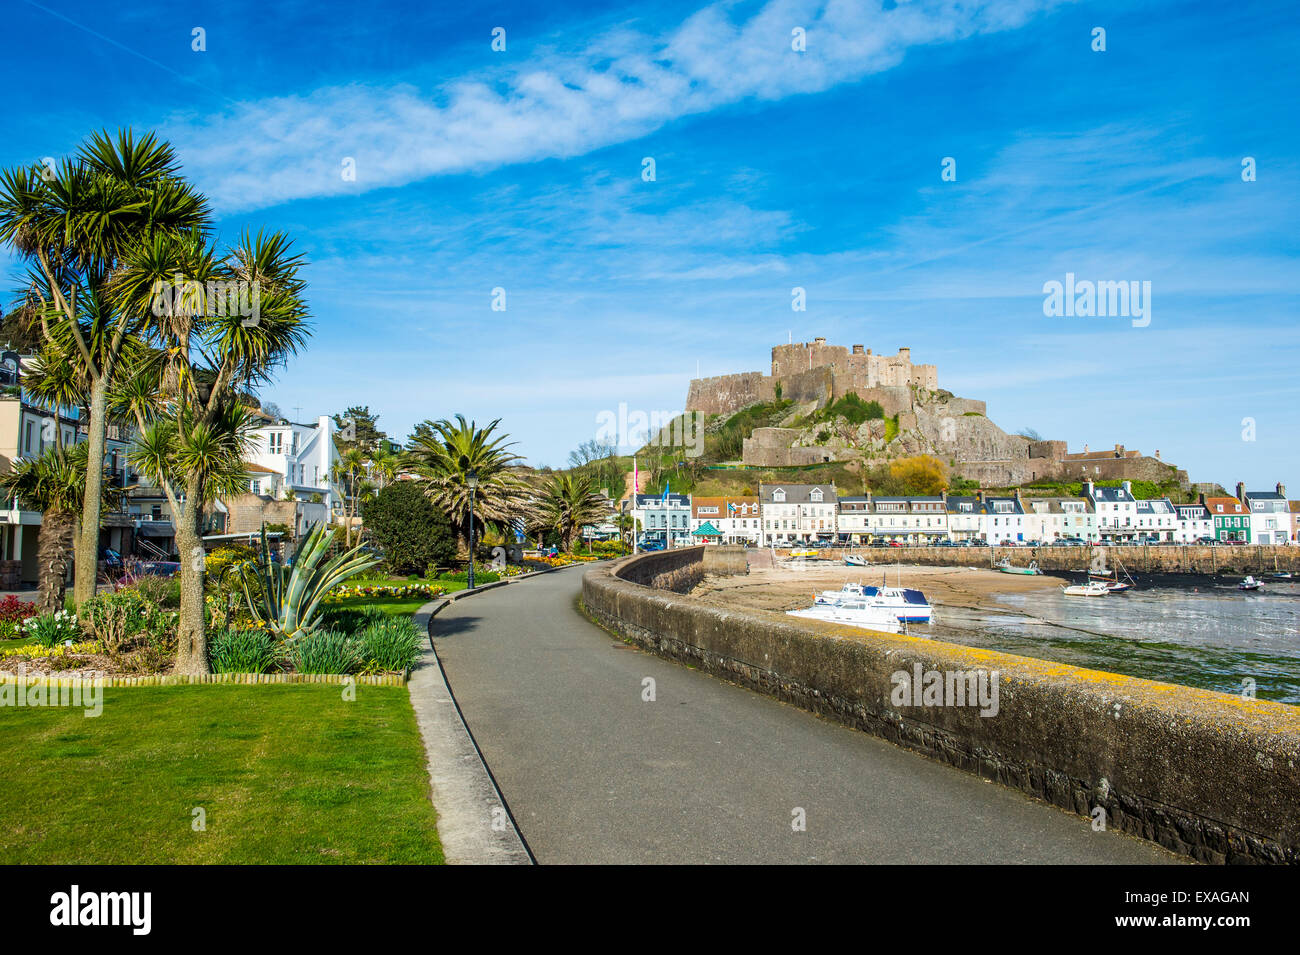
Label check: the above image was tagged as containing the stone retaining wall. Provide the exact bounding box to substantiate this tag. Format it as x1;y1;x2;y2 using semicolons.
582;547;1300;863
791;544;1300;576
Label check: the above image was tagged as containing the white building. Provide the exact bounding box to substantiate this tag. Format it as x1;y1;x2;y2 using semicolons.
1085;480;1139;542
984;496;1027;544
1174;503;1213;543
759;484;837;544
691;497;760;544
1134;498;1178;541
1241;483;1290;545
1022;497;1098;543
632;492;692;546
945;496;987;543
245;413;344;521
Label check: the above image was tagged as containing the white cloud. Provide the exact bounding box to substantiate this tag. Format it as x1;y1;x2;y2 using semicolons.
167;0;1068;210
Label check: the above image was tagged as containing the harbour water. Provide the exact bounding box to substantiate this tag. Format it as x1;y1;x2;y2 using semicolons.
928;579;1300;704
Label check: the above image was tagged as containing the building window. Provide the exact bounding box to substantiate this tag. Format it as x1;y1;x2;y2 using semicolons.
269;432;283;454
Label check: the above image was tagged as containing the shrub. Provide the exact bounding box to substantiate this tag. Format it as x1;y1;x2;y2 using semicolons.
315;603;387;634
209;628;281;674
362;481;456;576
358;617;424;673
289;629;357;675
22;610;81;648
80;587;175;658
0;595;37;638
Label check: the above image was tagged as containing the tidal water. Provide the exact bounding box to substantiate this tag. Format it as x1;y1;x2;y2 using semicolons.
928;579;1300;704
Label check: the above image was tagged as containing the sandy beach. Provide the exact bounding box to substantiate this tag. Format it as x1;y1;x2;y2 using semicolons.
690;560;1062;616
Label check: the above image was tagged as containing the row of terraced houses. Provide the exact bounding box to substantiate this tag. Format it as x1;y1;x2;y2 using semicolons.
629;480;1297;548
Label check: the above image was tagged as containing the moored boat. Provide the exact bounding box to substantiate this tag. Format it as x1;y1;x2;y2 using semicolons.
788;599;902;633
1062;581;1110;597
1239;575;1262;591
997;559;1041;575
844;554;869;567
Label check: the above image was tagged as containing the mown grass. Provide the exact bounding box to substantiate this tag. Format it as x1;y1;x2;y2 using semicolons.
0;684;443;864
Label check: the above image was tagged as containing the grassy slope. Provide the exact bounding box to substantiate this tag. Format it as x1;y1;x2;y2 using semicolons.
0;684;443;864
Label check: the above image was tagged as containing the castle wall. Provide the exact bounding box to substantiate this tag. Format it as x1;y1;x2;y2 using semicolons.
685;372;775;417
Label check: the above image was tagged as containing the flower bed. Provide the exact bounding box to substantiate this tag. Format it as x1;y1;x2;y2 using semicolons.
328;583;447;600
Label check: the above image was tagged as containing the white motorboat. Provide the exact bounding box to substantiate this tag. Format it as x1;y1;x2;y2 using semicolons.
788;598;902;633
814;580;933;623
1239;576;1262;591
1062;581;1110;597
844;554;869;567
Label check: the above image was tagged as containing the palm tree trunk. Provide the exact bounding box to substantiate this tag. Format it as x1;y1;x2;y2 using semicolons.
174;476;210;675
73;378;108;605
38;509;73;615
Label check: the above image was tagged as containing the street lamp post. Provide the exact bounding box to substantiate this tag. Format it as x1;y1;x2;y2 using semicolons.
467;468;478;590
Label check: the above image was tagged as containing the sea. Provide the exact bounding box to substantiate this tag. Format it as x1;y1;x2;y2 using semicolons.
928;577;1300;704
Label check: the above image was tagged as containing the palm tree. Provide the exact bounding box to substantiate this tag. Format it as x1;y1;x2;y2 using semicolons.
0;445;120;613
0;129;211;604
404;416;530;556
114;228;309;674
538;472;609;553
331;447;368;547
369;448;400;489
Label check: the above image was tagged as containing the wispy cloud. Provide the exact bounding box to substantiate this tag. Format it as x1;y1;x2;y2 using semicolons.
167;0;1068;210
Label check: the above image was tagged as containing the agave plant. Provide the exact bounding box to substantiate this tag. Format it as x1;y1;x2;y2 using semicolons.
239;523;379;640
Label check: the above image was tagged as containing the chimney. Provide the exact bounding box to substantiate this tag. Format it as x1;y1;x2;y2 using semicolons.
1277;482;1286;497
1122;480;1132;495
1083;479;1095;498
976;489;984;502
1236;482;1245;502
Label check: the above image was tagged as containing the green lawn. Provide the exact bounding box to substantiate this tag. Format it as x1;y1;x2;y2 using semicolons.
0;684;444;864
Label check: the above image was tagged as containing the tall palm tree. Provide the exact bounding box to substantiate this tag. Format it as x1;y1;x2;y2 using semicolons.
0;129;211;604
537;472;609;553
404;416;530;556
0;445;120;613
113;227;309;674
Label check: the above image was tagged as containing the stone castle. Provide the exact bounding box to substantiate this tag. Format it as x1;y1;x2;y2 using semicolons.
685;337;1187;488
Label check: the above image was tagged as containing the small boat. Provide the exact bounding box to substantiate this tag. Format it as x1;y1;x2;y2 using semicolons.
1268;571;1293;580
844;554;869;567
813;580;933;624
997;559;1042;575
788;598;902;634
789;548;818;558
1239;576;1262;591
1062;581;1110;597
1089;559;1136;592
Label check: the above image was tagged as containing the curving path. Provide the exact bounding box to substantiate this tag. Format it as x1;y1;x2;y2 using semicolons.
431;565;1181;864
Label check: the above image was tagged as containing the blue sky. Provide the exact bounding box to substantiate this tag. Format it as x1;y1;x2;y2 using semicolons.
3;0;1297;489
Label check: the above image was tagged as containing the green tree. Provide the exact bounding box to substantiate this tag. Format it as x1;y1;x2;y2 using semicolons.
334;405;386;455
0;129;211;605
363;480;456;575
0;444;120;613
115;227;309;674
404;416;530;556
538;472;609;553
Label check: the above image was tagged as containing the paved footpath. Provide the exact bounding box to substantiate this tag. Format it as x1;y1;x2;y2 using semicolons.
432;566;1181;864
